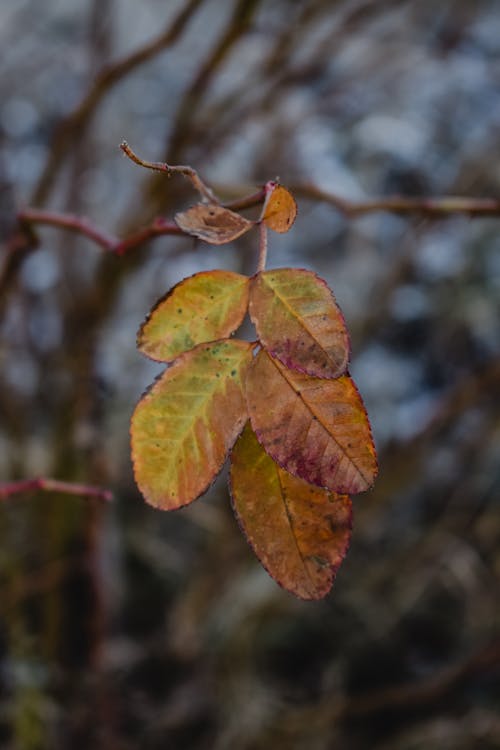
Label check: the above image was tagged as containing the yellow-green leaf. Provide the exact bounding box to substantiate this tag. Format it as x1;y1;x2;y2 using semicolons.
261;183;297;233
230;423;352;600
131;340;253;510
249;268;350;378
138;270;249;362
175;203;254;244
246;350;377;495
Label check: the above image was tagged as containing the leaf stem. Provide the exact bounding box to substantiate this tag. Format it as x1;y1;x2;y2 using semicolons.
257;221;268;272
120;141;219;204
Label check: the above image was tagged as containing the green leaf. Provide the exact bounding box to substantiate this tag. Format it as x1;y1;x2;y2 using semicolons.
131;340;253;510
175;203;254;244
230;423;352;600
138;270;249;362
249;268;350;378
246;349;378;495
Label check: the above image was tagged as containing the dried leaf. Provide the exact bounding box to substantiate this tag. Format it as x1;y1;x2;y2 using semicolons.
249;268;350;378
138;270;249;362
230;423;352;600
131;340;253;509
175;203;254;245
261;183;297;233
246;350;377;494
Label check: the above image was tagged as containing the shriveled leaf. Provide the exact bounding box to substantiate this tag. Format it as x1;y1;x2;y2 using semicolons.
175;203;254;245
246;350;377;494
261;183;297;233
230;423;352;600
249;268;350;378
138;270;249;362
131;340;253;510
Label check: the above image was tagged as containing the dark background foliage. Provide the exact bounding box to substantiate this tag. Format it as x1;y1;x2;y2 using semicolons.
1;1;499;748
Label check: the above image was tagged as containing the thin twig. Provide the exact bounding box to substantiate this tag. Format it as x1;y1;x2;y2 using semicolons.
0;478;112;502
120;141;218;203
292;183;500;218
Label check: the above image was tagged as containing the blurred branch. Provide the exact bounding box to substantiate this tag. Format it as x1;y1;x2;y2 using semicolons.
279;637;500;737
166;0;262;161
0;478;112;502
339;638;500;720
31;0;204;206
293;183;500;218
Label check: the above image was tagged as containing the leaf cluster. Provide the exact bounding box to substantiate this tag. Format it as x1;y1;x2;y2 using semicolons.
131;185;377;599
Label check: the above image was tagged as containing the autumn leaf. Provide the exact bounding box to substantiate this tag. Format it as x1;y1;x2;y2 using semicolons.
249;268;350;378
175;203;254;244
261;182;297;233
131;340;253;510
246;349;377;495
138;270;249;362
230;423;352;600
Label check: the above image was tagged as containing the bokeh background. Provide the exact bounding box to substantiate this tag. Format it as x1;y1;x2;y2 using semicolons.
1;1;499;748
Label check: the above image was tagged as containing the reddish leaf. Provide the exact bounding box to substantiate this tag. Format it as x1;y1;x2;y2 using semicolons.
246;350;377;494
230;423;352;600
175;203;254;244
131;340;253;510
138;270;249;362
261;183;297;233
249;268;350;378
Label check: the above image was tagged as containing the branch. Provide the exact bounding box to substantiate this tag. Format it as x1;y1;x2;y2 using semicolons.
17;208;184;256
292;183;500;218
0;478;112;502
31;0;204;206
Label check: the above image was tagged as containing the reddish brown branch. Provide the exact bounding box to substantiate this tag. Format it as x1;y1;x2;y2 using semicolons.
223;188;266;212
0;478;112;502
17;208;184;255
292;183;500;218
19;208;117;251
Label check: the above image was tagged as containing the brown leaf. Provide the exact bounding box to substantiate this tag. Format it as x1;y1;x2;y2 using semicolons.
175;203;254;245
249;268;350;378
261;183;297;233
138;270;249;362
230;423;352;600
131;340;253;509
246;350;378;494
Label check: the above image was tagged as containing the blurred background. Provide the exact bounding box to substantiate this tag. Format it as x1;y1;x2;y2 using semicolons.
1;1;499;748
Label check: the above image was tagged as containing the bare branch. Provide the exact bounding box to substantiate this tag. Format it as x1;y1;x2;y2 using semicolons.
19;208;117;251
0;478;112;502
120;141;218;203
16;208;184;256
